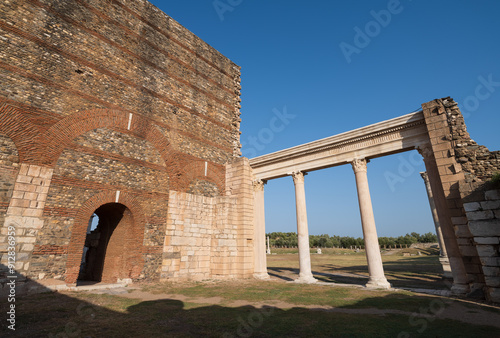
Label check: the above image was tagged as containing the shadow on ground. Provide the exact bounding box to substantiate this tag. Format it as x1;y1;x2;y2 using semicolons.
1;264;496;337
3;287;500;337
268;255;447;289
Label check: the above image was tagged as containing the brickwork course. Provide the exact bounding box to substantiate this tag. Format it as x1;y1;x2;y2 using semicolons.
0;0;251;286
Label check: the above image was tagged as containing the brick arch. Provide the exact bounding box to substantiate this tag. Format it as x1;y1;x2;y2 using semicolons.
179;159;226;194
65;190;147;283
40;109;130;166
39;108;184;179
0;100;41;164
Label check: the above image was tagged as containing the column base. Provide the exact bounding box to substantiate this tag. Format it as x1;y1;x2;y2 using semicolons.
365;278;391;289
439;256;453;279
253;272;270;280
294;275;317;284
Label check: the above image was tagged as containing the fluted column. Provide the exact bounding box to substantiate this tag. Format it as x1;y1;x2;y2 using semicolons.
291;171;317;283
418;145;469;293
351;159;390;289
420;171;452;278
253;179;269;279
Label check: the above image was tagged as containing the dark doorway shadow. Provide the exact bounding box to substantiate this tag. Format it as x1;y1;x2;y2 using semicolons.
77;203;126;284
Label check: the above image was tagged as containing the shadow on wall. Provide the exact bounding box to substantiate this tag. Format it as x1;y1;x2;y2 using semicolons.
1;264;499;337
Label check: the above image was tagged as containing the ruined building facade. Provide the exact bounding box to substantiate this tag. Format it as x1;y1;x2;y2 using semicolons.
0;0;253;285
1;0;500;303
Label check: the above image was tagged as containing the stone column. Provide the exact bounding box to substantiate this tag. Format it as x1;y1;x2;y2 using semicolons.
291;171;317;283
420;171;452;278
351;159;391;289
253;179;269;279
418;145;469;293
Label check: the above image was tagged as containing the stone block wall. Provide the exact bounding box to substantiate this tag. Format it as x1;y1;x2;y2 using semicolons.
162;191;217;280
421;98;481;292
0;0;246;286
160;158;254;281
461;183;500;302
422;97;500;299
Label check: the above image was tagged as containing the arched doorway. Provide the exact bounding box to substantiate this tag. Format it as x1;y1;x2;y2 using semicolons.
77;203;136;284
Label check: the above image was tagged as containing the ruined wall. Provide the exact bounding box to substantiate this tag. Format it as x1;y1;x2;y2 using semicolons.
0;0;243;285
461;183;500;302
422;97;500;298
443;99;500;182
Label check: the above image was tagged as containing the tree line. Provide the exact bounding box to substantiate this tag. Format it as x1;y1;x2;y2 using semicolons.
267;232;438;248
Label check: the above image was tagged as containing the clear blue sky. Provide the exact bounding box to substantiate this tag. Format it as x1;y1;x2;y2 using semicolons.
150;0;500;237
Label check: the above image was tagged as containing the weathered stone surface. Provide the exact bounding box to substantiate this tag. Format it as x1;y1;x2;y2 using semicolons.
485;277;500;288
480;256;500;267
459;245;479;257
482;266;500;277
474;237;500;245
467;210;495;221
476;245;499;258
481;200;500;210
468;220;500;237
463;202;481;212
486;190;500;201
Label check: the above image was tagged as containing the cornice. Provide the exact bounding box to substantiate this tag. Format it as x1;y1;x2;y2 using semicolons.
250;111;425;169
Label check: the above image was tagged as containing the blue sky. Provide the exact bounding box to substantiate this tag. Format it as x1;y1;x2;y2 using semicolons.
150;0;500;237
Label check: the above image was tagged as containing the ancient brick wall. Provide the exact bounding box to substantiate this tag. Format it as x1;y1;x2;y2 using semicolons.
0;0;245;285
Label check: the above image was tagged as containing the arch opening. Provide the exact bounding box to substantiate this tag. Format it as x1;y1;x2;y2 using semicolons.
77;203;135;284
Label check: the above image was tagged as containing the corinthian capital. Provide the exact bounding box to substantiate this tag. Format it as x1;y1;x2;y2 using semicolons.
351;158;368;173
253;179;267;192
291;171;305;185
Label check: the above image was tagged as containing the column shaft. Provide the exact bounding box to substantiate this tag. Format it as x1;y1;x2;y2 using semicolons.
253;180;269;279
291;171;316;283
352;159;390;289
418;145;469;293
420;171;452;279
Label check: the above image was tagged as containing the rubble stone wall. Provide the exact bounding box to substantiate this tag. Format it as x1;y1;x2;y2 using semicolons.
0;0;247;286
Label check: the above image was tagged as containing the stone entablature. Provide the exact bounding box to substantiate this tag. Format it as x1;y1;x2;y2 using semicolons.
250;111;429;180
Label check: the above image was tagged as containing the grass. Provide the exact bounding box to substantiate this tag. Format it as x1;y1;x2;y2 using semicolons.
267;247;446;289
142;280;443;312
3;248;500;337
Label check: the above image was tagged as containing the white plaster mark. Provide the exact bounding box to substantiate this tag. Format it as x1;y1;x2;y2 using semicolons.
115;190;120;203
204;161;208;176
127;113;133;130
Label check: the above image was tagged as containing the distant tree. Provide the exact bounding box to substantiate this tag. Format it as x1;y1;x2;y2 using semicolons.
267;231;438;248
421;232;438;243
